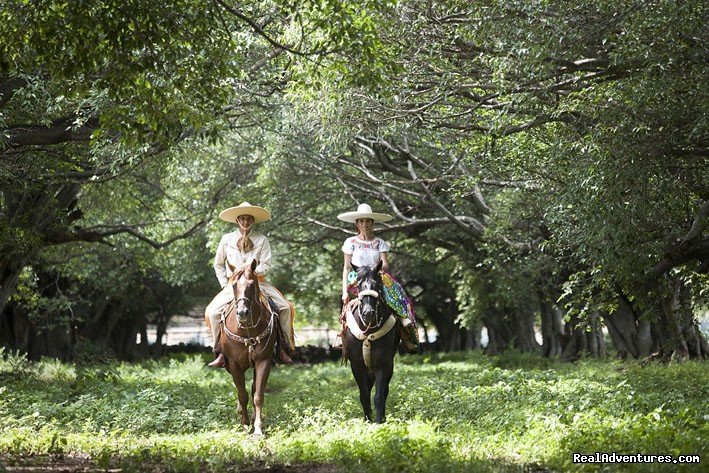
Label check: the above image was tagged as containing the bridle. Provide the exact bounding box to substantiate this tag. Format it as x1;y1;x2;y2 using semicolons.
234;294;258;329
346;280;396;372
220;273;276;359
232;273;260;329
356;283;382;331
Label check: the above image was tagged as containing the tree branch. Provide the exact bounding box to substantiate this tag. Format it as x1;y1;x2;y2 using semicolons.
2;115;99;149
0;76;27;108
680;200;709;247
213;0;333;57
407;160;485;238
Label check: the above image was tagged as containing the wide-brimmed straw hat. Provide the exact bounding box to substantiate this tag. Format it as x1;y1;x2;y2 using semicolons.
219;202;271;223
337;203;393;223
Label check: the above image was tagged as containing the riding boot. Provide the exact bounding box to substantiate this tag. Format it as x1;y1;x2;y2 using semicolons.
398;323;419;354
207;352;225;368
278;346;293;364
275;320;294;364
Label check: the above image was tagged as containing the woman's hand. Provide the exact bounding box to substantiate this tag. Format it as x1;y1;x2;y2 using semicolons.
341;292;349;305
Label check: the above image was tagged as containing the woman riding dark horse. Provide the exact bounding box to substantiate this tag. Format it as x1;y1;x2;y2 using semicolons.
342;261;399;423
337;203;419;353
336;203;420;423
218;258;277;436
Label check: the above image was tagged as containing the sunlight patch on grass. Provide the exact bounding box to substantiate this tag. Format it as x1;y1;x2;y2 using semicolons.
1;351;707;472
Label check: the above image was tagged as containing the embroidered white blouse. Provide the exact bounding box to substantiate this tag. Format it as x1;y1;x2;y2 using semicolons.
342;236;390;268
213;230;272;288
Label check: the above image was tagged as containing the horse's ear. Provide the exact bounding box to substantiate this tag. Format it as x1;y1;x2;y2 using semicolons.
351;262;359;272
375;260;383;272
227;261;236;273
250;259;258;271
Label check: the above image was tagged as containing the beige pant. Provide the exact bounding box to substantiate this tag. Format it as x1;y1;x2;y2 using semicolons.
205;281;295;351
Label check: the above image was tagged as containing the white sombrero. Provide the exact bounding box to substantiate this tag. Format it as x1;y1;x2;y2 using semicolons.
219;202;271;223
337;203;393;223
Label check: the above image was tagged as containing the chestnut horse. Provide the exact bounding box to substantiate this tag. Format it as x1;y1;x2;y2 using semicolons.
343;260;399;423
218;259;277;435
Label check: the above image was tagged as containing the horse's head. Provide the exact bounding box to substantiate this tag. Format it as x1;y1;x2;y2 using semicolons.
228;259;260;328
352;260;384;328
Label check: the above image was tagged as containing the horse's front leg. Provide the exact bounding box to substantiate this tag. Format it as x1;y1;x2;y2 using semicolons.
350;360;374;422
229;366;250;426
251;358;272;436
373;361;394;423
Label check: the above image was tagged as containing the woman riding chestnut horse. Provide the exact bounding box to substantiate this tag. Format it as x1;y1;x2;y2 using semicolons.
205;202;295;367
219;258;276;435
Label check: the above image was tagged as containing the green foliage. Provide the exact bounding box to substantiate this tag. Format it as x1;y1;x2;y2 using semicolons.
2;0;708;359
0;0;240;144
1;353;707;472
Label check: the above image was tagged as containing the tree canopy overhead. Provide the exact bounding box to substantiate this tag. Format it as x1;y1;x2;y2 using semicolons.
1;0;707;360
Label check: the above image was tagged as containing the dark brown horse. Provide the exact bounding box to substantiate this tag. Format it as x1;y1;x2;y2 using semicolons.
218;259;277;435
343;260;399;423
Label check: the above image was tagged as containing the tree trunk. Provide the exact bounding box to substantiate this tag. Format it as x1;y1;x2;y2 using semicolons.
511;307;541;353
483;308;515;355
462;322;482;350
603;281;707;361
604;294;654;359
0;268;22;317
539;296;564;358
658;277;708;360
679;282;709;358
561;312;605;361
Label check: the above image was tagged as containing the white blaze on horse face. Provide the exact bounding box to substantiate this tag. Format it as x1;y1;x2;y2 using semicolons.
235;274;253;321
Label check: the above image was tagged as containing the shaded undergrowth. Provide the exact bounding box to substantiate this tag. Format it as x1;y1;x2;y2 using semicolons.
1;349;707;472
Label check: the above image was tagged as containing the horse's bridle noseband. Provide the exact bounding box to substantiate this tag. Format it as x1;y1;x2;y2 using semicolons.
358;289;379;299
233;284;257;329
357;288;381;328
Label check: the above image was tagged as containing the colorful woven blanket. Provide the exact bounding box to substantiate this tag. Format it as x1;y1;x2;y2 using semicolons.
348;270;416;325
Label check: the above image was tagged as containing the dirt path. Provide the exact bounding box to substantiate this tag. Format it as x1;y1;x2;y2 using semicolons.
1;456;340;473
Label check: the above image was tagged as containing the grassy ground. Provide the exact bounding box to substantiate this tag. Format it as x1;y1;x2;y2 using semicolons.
0;349;707;472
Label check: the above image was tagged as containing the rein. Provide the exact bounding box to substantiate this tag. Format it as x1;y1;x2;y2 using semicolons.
220;295;276;357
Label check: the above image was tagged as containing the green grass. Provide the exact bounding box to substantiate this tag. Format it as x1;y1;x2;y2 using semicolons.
0;349;707;472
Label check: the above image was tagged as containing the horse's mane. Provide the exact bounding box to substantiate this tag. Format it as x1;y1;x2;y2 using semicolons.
356;265;381;283
227;265;255;286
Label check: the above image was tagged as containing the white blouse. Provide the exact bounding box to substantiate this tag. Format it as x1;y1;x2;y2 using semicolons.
342;236;390;268
213;231;272;287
